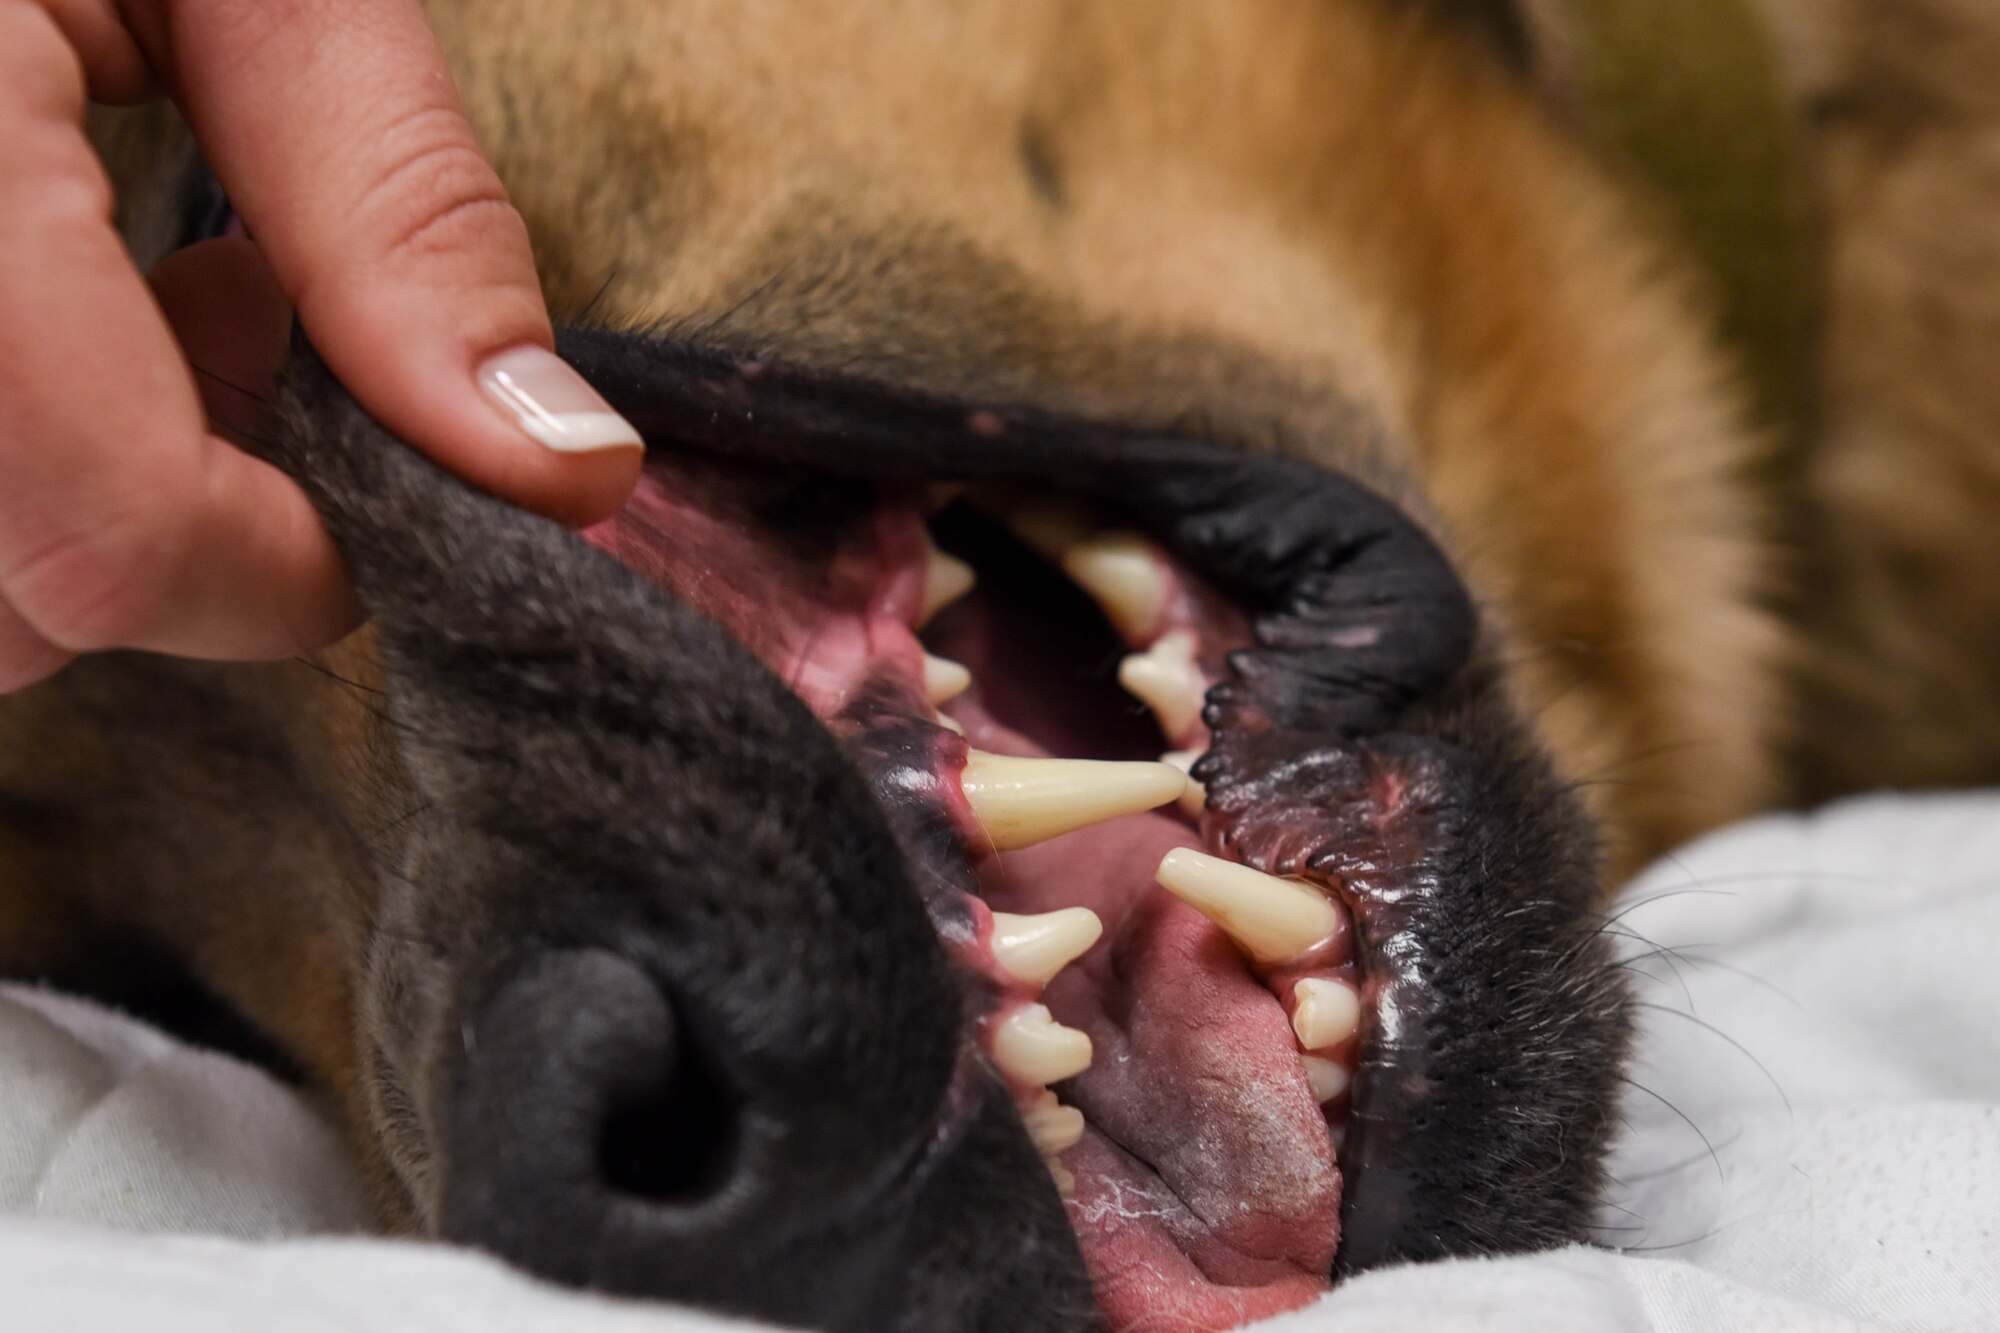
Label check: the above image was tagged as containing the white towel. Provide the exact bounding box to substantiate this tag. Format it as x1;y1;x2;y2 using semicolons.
3;791;1997;1331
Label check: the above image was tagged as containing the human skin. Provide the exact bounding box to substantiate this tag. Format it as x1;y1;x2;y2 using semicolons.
0;0;645;691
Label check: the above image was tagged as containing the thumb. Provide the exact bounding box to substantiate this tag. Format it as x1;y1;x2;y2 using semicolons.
131;0;642;526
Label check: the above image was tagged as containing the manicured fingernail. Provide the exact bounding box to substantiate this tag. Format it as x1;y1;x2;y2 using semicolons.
476;345;643;453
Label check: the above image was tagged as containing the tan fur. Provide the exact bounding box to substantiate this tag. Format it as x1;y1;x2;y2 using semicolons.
2;0;1995;1223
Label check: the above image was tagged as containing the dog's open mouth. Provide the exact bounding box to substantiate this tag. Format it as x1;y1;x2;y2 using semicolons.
591;463;1351;1327
298;327;1628;1333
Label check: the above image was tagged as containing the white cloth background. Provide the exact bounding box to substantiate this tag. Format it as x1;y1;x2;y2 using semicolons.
4;791;1998;1331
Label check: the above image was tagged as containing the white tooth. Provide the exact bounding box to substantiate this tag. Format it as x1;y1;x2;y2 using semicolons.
938;714;966;735
1161;749;1207;817
1061;532;1168;642
1303;1055;1350;1104
1024;1096;1087;1156
960;751;1186;851
991;1003;1093;1084
991;908;1104;987
1291;978;1362;1050
1118;630;1204;739
1049;1160;1077;1196
923;653;972;705
920;548;976;626
1153;848;1340;965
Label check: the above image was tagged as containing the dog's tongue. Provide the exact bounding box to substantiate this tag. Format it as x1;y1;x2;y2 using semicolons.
968;718;1338;1331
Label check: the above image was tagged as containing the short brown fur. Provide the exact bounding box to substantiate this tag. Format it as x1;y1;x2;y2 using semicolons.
1;0;1992;1242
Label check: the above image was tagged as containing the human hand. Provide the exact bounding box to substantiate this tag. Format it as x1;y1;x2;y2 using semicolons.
0;0;644;691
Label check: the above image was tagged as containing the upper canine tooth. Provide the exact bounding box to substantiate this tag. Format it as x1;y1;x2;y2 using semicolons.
1118;631;1204;739
960;751;1186;850
1024;1093;1088;1155
923;653;973;705
920;548;976;626
991;908;1104;987
1153;848;1340;965
1161;749;1207;817
992;1003;1093;1084
1291;978;1362;1050
1061;533;1168;642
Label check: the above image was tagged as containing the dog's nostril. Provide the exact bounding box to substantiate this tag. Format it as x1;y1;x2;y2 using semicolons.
598;1036;739;1203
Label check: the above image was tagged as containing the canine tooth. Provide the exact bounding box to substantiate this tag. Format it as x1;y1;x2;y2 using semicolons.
921;549;976;626
1291;979;1361;1050
1024;1095;1087;1156
960;752;1185;850
991;908;1104;987
1062;533;1168;641
1118;631;1204;739
923;654;972;705
1303;1055;1350;1104
1153;848;1340;965
1161;749;1207;817
999;498;1091;563
992;1003;1093;1084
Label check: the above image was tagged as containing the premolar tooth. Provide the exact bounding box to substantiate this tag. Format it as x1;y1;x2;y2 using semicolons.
1024;1094;1087;1155
1291;978;1361;1050
1303;1055;1350;1104
1153;848;1340;965
923;654;972;705
991;908;1104;987
1062;533;1168;641
961;751;1186;851
1118;631;1204;739
992;1003;1093;1084
920;548;976;626
1161;749;1207;817
1049;1160;1077;1196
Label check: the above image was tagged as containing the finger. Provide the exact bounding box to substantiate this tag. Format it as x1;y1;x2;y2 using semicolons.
0;6;357;663
122;0;642;528
0;597;73;695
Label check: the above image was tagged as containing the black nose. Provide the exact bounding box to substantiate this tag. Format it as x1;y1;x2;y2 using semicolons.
439;949;905;1328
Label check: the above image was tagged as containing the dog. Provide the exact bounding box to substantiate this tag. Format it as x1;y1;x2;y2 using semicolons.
8;1;2000;1329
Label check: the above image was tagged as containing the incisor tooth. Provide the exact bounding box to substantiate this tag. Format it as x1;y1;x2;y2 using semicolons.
1161;749;1207;817
1062;533;1168;642
923;654;972;705
1024;1095;1087;1155
991;908;1103;987
1153;848;1340;965
1292;978;1361;1050
992;1003;1093;1085
920;549;976;626
960;751;1186;851
1118;631;1204;739
1303;1055;1350;1104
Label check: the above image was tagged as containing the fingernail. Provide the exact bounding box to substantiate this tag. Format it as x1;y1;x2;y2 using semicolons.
476;345;643;453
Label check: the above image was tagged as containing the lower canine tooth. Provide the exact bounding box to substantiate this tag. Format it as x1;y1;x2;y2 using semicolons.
992;1003;1093;1084
961;751;1186;850
1062;533;1168;642
991;908;1103;987
923;654;972;705
1292;978;1361;1050
1024;1096;1087;1155
1118;631;1205;739
1303;1054;1350;1104
1154;848;1340;965
920;548;976;626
